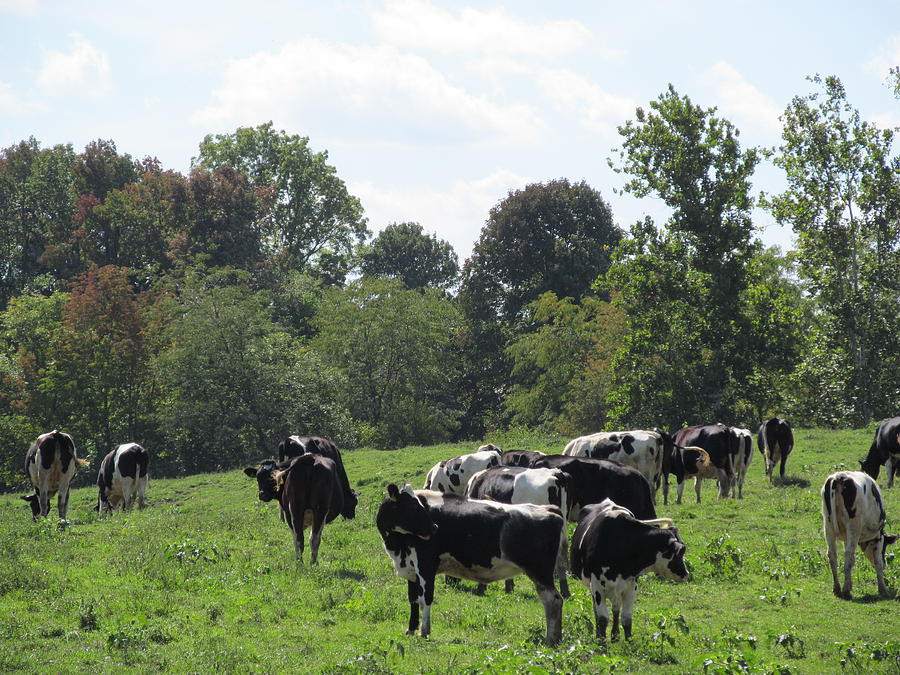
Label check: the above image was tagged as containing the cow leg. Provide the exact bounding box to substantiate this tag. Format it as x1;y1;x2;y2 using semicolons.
474;582;487;595
621;581;637;639
694;478;702;504
39;487;50;518
406;580;420;635
503;579;514;593
610;603;620;642
590;577;608;641
419;573;435;638
556;538;570;599
662;475;669;505
58;488;69;521
136;477;147;510
887;457;895;489
532;580;562;646
779;453;787;478
288;506;304;563
309;516;326;566
122;477;135;510
825;530;842;597
841;537;856;599
676;480;684;505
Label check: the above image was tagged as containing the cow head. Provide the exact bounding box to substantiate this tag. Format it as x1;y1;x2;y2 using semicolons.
243;460;283;502
376;484;438;540
859;452;881;480
20;494;40;519
861;531;899;570
342;490;360;520
653;529;689;582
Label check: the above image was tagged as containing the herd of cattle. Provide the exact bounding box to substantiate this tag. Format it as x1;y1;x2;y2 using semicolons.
17;416;900;646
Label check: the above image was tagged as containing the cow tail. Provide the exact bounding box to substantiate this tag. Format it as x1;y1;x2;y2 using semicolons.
640;517;675;529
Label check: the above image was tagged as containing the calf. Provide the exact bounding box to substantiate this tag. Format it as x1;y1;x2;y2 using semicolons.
821;471;897;599
860;416;900;488
97;443;150;513
244;454;347;564
673;424;736;498
277;435;357;517
423;447;501;494
730;428;753;499
564;430;663;502
21;430;88;520
376;484;565;645
531;455;656;520
571;499;688;641
757;418;793;481
666;445;718;504
466;465;571;597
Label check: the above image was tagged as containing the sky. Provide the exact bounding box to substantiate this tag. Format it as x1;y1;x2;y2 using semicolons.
2;0;899;262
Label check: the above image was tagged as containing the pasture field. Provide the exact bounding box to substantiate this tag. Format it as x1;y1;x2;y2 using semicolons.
0;428;898;674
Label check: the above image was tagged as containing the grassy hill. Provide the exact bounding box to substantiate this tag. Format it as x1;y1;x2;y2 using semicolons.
1;429;898;674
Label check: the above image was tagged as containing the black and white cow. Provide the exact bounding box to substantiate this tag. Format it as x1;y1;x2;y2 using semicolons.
244;453;349;564
664;445;718;504
277;435;357;516
376;484;565;645
466;465;571;597
821;470;897;599
730;427;753;499
21;430;88;520
563;430;664;503
860;416;900;488
499;449;547;468
673;424;736;499
570;499;689;641
96;443;150;513
757;418;794;481
530;455;656;521
423;447;502;494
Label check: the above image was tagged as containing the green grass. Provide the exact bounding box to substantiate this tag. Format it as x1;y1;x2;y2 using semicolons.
1;430;898;674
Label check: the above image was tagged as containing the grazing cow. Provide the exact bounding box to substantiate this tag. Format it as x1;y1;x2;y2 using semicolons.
244;454;347;564
530;455;656;520
731;428;753;499
860;416;900;488
466;465;571;597
96;443;150;513
500;449;547;468
821;471;897;598
564;430;664;503
278;435;357;517
757;418;794;480
21;430;88;520
571;499;689;641
376;484;565;645
673;424;736;499
423;447;501;494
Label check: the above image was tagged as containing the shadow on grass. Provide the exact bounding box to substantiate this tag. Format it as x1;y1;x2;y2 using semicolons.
333;568;366;582
772;476;811;488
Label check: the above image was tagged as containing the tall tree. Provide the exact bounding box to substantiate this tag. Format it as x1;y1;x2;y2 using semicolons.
194;122;368;277
606;86;761;425
361;222;458;290
457;178;620;436
765;75;900;423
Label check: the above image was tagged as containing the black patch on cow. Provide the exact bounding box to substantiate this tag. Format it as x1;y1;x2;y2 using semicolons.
621;435;636;455
838;476;858;519
823;477;833;517
449;472;461;487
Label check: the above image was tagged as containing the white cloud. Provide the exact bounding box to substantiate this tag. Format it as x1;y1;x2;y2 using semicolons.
698;61;782;136
872;111;900;130
535;68;636;139
37;33;111;97
0;81;42;116
865;33;900;80
192;38;546;145
351;168;532;261
0;0;38;15
371;0;600;58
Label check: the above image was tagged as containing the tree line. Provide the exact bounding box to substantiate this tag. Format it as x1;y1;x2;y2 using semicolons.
1;75;898;488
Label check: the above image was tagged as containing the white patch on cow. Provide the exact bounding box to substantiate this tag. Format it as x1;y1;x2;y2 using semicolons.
565;429;662;502
422;449;502;495
437;552;523;582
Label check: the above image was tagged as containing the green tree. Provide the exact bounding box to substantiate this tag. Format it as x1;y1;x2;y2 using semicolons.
313;278;462;448
152;267;353;472
457;178;620;436
194;123;368;278
765;75;900;423
504;291;625;434
361;222;459;290
607;86;761;425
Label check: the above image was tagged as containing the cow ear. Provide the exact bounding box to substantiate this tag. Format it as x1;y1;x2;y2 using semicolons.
387;484;400;501
885;534;899;546
243;467;257;478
